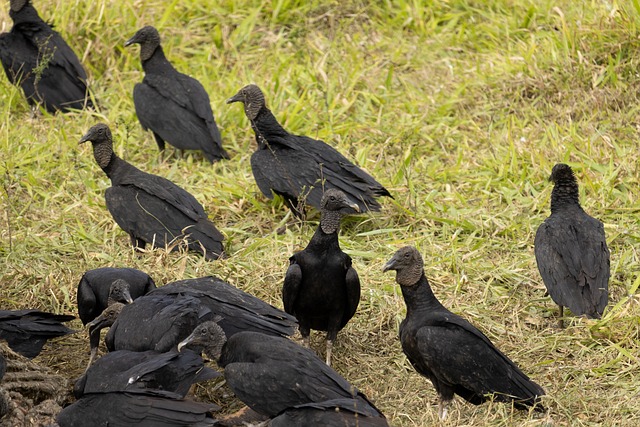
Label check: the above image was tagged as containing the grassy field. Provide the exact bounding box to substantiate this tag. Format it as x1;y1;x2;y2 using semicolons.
2;0;640;425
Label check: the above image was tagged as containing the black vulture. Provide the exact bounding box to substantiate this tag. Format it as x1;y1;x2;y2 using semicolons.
270;399;390;427
77;267;156;325
534;163;610;327
74;349;220;399
150;276;297;338
0;0;93;112
383;246;545;419
85;302;125;369
100;276;296;356
178;322;387;424
105;294;211;353
283;188;361;365
227;84;391;216
0;310;76;358
79;123;225;260
125;26;228;163
56;389;218;427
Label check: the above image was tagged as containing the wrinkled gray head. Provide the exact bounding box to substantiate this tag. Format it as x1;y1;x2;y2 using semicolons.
79;123;114;170
125;26;161;62
382;246;424;287
86;302;125;334
10;0;28;13
549;163;576;184
319;188;360;234
177;320;227;362
321;188;360;214
226;84;266;121
79;123;112;145
108;279;134;305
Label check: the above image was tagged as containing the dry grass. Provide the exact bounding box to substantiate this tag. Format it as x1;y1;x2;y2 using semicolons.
2;0;640;425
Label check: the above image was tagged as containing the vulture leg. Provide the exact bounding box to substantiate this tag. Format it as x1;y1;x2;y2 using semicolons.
558;304;564;329
152;132;165;151
438;397;450;420
325;338;333;366
129;235;146;251
300;326;310;348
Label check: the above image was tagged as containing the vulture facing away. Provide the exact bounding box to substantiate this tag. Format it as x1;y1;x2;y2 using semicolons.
534;163;610;326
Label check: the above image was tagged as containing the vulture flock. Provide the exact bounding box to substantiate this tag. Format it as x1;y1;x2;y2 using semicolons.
0;1;613;426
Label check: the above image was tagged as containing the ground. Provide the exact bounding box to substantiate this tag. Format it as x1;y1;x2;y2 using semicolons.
2;0;640;426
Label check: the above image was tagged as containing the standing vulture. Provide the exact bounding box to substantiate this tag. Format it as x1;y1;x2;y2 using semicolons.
79;123;225;260
227;84;391;216
534;163;610;326
0;0;93;112
383;246;545;419
283;189;361;365
76;267;156;325
178;322;388;426
125;26;228;163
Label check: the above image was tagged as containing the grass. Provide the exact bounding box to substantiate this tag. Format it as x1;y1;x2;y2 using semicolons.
2;0;640;425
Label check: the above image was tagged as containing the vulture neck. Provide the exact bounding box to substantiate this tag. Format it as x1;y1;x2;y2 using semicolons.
319;210;342;235
400;273;445;315
141;46;175;74
93;146;125;182
252;108;289;147
550;177;581;214
307;222;340;251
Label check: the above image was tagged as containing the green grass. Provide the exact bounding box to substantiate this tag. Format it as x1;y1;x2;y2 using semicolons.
2;0;640;425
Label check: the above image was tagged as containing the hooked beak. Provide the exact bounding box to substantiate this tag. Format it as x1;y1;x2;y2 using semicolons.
124;35;138;47
123;290;134;305
350;203;360;213
177;333;195;353
382;257;397;273
78;132;91;145
86;315;110;334
226;92;244;104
